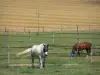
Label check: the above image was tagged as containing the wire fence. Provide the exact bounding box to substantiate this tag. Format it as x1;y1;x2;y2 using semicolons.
0;25;100;33
0;25;100;67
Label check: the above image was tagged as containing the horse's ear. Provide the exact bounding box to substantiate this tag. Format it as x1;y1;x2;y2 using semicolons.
43;44;45;46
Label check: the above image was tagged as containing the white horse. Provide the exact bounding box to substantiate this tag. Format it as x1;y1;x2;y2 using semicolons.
16;43;49;68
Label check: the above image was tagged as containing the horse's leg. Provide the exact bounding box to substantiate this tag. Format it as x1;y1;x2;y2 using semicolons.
86;49;89;58
77;51;80;57
31;52;35;68
86;55;89;59
76;51;80;58
43;56;46;68
38;55;43;68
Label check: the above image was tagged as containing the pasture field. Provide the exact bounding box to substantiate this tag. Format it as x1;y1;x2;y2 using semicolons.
0;31;100;75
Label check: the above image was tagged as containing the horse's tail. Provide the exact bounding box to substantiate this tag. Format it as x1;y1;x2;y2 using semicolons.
16;48;32;57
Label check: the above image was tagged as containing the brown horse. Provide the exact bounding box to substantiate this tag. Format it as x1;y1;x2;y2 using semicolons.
71;42;92;58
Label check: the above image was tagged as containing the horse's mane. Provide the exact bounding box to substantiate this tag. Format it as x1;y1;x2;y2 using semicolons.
41;43;46;45
40;43;47;46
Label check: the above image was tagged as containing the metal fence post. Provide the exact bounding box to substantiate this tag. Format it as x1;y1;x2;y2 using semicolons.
90;46;93;63
43;26;44;32
5;27;7;35
76;25;80;41
8;46;10;67
52;32;54;44
29;30;31;40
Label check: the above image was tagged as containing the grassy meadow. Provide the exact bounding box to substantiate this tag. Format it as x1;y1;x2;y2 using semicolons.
0;31;100;75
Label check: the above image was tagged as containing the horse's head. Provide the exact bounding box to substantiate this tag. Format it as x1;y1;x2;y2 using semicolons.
43;44;49;56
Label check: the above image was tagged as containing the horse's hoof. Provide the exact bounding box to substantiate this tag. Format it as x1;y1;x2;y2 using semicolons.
86;57;88;59
40;67;44;69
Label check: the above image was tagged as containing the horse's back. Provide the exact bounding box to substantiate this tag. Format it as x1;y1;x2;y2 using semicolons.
73;42;91;51
82;42;91;48
32;44;43;55
74;42;91;46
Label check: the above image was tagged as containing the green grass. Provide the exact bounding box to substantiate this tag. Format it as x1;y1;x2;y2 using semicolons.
0;31;100;75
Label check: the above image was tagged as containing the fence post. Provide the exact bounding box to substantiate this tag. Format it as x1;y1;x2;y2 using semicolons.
52;32;54;44
5;29;10;67
29;30;31;40
90;46;93;63
38;13;39;33
8;45;10;67
5;27;7;35
76;25;80;57
61;25;63;32
36;32;39;36
36;8;40;33
76;25;80;41
43;26;44;32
